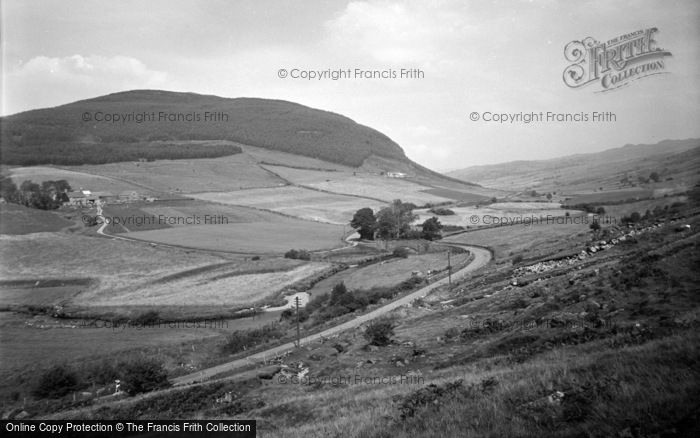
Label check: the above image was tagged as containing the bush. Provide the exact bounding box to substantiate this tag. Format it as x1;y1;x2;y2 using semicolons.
83;359;120;385
428;207;455;215
119;358;170;395
221;323;283;355
512;254;524;265
280;308;309;322
393;247;410;258
363;318;395;346
33;365;79;398
284;249;311;260
132;310;160;326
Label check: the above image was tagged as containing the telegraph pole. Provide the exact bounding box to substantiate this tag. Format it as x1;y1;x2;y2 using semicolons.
295;296;301;348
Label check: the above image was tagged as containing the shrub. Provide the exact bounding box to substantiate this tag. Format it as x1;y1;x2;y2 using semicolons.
428;207;455;215
280;308;309;322
363;318;395;346
284;249;311;260
512;254;524;265
119;358;170;395
221;323;283;355
393;247;410;258
83;359;120;385
251;256;261;261
132;310;160;326
33;365;79;398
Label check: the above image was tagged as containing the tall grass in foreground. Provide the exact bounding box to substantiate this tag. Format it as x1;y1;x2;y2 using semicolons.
257;331;700;438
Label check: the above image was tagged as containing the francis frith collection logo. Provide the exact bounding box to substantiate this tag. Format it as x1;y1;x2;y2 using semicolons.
563;27;672;92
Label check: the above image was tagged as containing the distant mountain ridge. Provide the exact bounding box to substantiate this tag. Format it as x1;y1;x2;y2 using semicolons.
0;90;408;167
446;138;700;192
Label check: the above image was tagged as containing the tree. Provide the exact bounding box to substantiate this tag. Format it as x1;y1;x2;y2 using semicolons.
350;207;376;240
363;319;395;346
421;217;443;240
649;172;660;183
375;199;418;240
119;358;170;395
33;365;78;398
0;177;19;203
590;220;601;234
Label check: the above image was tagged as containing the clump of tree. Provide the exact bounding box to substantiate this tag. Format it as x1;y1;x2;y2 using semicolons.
393;247;411;258
0;177;71;210
119;357;170;395
350;207;377;240
561;203;605;215
621;211;642;224
33;365;79;398
307;277;426;325
221;323;284;355
363;318;396;346
421;216;443;240
351;200;423;241
428;207;455;215
284;249;311;260
375;200;418;240
280;307;309;323
1;140;243;166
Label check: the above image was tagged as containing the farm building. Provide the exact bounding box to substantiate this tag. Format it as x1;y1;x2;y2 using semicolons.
67;191;87;206
92;191;117;203
386;172;407;178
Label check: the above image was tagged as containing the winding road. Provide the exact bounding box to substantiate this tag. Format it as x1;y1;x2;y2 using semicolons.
172;244;491;386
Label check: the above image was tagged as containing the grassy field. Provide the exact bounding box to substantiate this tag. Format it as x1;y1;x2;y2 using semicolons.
124;219;345;253
244;145;351;171
444;220;590;263
0;232;236;300
0;309;282;374
565;188;654;204
8;166;151;195
65;149;286;193
413;202;571;228
306;251;469;297
419;187;493;202
263;164;452;205
102;200;284;233
191;186;382;224
81;262;332;307
0;203;75;235
601;195;688;218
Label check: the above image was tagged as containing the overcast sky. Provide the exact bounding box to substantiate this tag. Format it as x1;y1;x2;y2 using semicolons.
2;0;699;170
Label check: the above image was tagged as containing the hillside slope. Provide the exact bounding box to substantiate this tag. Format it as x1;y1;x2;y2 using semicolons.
447;139;700;193
0;90;407;167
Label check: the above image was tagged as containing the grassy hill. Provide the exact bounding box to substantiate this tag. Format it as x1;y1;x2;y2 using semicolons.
447;139;700;195
0;90;407;167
